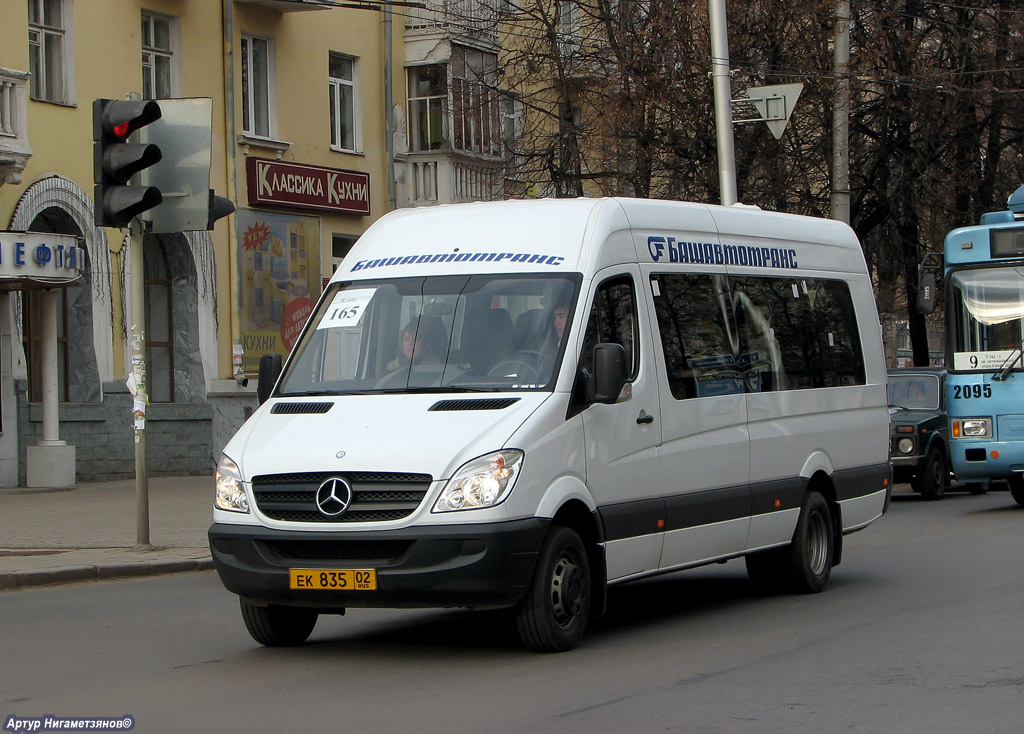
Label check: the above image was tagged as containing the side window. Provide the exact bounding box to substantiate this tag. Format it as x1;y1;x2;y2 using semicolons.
652;273;743;399
581;276;638;379
732;276;865;391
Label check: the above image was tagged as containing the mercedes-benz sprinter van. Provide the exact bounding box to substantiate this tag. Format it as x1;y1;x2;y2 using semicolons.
209;198;891;652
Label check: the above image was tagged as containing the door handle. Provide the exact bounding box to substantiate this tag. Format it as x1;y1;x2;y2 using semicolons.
636;410;654;425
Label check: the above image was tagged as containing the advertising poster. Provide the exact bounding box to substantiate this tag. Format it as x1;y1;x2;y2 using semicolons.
236;208;321;374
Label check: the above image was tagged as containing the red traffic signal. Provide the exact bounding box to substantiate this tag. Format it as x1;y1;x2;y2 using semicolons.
93;99;164;227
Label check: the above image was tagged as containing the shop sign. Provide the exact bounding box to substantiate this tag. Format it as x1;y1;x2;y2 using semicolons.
246;157;370;216
0;232;84;283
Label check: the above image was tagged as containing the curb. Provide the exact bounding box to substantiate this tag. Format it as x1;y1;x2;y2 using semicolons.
0;558;215;590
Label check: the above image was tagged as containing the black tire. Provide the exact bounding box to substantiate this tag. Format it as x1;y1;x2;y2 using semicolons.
747;491;834;594
912;446;947;500
240;599;318;646
1009;476;1024;507
515;526;591;653
788;492;834;592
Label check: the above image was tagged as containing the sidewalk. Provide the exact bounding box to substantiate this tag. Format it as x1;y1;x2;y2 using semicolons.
0;475;215;590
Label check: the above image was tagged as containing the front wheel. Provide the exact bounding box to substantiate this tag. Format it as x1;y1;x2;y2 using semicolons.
515;526;591;652
1009;476;1024;506
240;599;318;646
912;446;947;500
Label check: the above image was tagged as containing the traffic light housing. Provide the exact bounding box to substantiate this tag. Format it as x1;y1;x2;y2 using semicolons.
93;99;164;227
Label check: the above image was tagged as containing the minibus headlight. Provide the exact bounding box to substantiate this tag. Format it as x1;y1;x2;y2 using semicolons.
215;455;250;513
433;450;524;512
897;437;915;454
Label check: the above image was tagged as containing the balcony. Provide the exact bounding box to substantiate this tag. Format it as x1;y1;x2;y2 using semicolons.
405;0;499;49
0;68;32;187
402;151;504;207
234;0;337;11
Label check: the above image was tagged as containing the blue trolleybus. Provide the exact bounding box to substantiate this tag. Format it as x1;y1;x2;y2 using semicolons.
940;184;1024;506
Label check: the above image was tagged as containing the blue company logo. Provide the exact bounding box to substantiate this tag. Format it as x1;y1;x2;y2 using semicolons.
351;251;565;272
647;235;798;269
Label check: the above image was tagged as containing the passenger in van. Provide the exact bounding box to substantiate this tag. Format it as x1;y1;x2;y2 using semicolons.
386;316;448;370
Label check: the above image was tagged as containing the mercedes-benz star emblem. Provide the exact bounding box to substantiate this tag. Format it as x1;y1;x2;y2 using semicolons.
315;477;353;517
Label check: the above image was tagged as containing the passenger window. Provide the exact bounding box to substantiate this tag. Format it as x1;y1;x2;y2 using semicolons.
581;276;639;379
732;276;865;390
651;274;744;399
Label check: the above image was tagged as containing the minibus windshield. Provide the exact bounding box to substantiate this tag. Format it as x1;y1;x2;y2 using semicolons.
277;273;580;395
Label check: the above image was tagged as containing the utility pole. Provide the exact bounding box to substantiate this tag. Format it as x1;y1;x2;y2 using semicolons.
709;0;738;206
831;0;851;224
129;218;150;547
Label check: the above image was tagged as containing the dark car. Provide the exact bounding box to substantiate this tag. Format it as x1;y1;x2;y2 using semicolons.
888;368;955;500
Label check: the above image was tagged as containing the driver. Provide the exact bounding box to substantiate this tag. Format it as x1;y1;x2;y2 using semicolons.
387;316;447;370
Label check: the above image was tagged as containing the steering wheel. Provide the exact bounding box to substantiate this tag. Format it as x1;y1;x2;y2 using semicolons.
487;351;545;382
374;369;408;389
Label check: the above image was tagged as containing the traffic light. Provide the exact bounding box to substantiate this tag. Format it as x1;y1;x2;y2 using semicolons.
93;99;164;227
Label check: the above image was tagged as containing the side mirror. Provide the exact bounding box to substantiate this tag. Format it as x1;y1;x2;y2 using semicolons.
917;272;937;315
592;343;629;404
257;353;283;404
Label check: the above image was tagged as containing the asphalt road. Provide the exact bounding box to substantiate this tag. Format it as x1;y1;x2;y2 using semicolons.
2;486;1021;734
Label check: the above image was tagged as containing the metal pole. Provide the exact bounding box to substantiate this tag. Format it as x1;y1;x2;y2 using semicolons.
831;0;851;224
709;0;738;206
129;218;150;547
384;6;397;211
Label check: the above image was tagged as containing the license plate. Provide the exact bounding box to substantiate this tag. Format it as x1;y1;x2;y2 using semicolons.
289;569;377;590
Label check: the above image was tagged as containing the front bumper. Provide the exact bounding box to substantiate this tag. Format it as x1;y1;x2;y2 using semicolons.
208;518;550;610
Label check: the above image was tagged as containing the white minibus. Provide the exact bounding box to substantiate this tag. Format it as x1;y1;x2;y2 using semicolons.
210;197;891;652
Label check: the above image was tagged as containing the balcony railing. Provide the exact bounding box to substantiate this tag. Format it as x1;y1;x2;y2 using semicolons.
0;68;32;187
405;0;499;45
403;151;504;207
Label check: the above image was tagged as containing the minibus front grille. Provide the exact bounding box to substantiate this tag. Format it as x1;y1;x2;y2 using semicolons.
250;472;431;523
261;539;414;563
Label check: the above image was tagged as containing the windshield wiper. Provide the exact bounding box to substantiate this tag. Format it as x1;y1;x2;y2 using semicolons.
994;344;1023;381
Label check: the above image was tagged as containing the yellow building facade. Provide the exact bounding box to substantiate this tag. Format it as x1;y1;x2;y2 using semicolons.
0;0;405;486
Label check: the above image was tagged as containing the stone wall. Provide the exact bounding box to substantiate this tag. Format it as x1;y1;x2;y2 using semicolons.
16;380;217;484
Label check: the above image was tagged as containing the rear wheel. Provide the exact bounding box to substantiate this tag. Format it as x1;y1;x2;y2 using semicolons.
1009;476;1024;507
515;526;591;652
240;600;318;646
747;491;834;593
912;446;947;500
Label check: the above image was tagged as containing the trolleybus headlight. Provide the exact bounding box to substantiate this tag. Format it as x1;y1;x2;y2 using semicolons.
215;454;250;513
897;438;915;454
433;450;524;512
957;418;992;438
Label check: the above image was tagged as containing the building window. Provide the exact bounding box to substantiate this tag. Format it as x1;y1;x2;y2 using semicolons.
408;65;447;152
329;53;361;152
451;47;500;156
241;34;273;138
141;11;176;99
28;0;72;104
332;235;357;274
144;237;174;403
